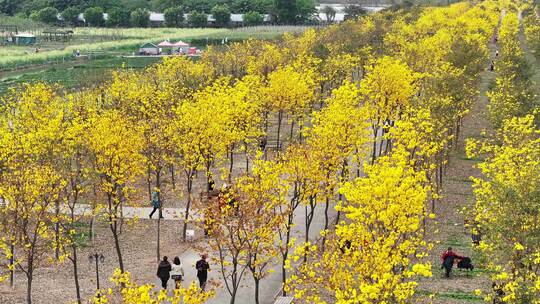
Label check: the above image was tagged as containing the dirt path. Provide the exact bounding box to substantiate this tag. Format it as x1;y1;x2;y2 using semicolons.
415;21;501;304
519;11;540;97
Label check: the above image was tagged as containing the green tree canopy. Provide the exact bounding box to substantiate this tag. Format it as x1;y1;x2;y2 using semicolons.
211;4;231;27
343;4;367;20
84;6;104;26
232;0;272;13
35;6;59;24
52;0;81;11
0;0;21;15
243;11;263;26
130;8;150;27
188;10;208;27
296;0;316;23
61;6;79;25
164;6;184;27
183;0;214;13
274;0;315;24
151;0;182;11
106;7;130;27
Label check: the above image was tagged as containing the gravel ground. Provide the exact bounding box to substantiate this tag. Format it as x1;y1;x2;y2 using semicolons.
0;113;293;304
0;218;195;304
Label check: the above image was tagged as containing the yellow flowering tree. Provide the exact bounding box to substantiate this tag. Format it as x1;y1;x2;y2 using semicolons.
236;158;289;304
202;157;288;304
303;82;371;236
94;269;215;304
264;64;316;150
468;115;540;303
85;109;145;273
360;56;419;163
0;83;66;304
286;147;432;303
54;92;96;304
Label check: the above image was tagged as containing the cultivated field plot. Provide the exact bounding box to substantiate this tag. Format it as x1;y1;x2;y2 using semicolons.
0;28;225;69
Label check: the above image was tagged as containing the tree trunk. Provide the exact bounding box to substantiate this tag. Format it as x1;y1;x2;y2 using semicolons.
371;125;379;164
146;165;153;202
281;257;287;296
254;278;260;304
281;213;293;296
157;218;161;262
156;170;162;262
378;128;386;157
454;119;461;149
276;110;283;151
303;199;316;263
206;162;213;192
182;175;193;242
170;164;176;190
55;200;60;260
245;142;250;173
228;145;234;183
26;270;33;304
335;192;343;226
289;119;295;143
112;228;124;272
90;185;98;246
9;242;14;288
108;191;124;273
323;197;329;232
263;111;269;145
89;216;95;247
26;252;35;304
321;197;330;252
385;133;392;154
229;287;237;304
71;244;82;304
355;148;361;178
438;159;443;189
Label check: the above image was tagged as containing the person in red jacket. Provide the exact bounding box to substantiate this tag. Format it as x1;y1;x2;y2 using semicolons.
441;247;464;277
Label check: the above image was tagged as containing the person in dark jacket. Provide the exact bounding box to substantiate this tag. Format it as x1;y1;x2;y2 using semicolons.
441;247;464;278
157;256;172;289
149;191;163;219
196;254;210;290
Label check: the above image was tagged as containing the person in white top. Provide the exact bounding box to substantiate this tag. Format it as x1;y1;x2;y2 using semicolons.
170;256;185;289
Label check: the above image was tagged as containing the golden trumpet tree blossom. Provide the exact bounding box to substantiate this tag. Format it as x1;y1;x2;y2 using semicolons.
286;148;431;303
468;115;540;303
94;269;215;304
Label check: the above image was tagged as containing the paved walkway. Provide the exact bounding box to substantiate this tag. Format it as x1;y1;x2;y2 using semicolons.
67;200;336;304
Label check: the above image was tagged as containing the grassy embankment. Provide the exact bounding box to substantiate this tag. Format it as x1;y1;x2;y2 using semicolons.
0;25;297;70
0;25;298;93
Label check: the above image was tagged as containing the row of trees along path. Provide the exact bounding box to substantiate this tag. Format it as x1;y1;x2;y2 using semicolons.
415;11;503;303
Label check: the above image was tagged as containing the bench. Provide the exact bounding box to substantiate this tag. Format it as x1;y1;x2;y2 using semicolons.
273;296;294;304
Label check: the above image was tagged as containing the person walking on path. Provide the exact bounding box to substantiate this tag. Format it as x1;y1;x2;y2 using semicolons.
196;254;210;291
157;256;172;289
170;256;185;289
149;190;163;219
440;247;464;278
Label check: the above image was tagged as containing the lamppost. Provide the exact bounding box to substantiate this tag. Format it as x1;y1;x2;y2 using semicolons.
89;253;105;297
